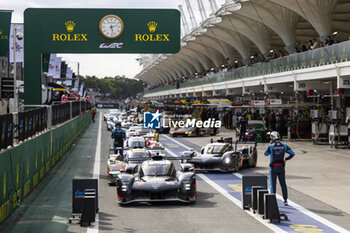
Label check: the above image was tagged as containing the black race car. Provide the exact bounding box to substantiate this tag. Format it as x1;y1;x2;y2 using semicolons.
184;138;257;172
116;155;196;204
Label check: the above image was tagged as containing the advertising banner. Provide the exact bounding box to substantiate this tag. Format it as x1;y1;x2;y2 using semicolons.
53;56;62;79
0;11;12;57
47;54;57;77
9;23;24;62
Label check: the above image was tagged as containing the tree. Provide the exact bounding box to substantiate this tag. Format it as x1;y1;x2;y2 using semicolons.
79;75;144;98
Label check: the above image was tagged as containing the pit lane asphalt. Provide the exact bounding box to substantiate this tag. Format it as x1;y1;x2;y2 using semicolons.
169;131;350;231
89;111;273;233
1;110;273;233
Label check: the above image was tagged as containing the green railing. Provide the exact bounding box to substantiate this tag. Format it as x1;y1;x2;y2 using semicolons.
145;40;350;95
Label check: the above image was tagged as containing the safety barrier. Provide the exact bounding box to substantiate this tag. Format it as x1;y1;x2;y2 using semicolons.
0;114;13;150
0;101;93;149
17;107;48;141
145;40;350;94
0;110;92;224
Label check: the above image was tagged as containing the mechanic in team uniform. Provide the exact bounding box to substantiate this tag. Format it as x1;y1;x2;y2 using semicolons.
111;122;126;158
238;114;248;141
264;131;295;206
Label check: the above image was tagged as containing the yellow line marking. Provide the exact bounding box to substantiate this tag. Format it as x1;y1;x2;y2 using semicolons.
228;184;242;193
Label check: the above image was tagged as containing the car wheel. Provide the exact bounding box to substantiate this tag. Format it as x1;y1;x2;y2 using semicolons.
249;152;257;168
234;157;240;172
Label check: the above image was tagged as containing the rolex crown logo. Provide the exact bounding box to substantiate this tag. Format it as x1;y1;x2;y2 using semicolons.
147;21;158;33
65;21;76;32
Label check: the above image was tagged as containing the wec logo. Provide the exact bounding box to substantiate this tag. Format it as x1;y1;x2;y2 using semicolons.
99;42;124;49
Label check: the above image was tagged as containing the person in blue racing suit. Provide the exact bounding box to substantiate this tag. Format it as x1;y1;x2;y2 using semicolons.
111;122;126;159
264;131;295;206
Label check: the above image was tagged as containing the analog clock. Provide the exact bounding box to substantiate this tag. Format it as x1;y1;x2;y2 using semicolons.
99;15;124;40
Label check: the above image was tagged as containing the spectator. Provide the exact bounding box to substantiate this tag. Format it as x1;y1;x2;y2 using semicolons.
301;44;307;52
327;36;335;46
278;50;284;58
260;54;266;62
310;39;319;50
308;40;313;50
294;46;300;54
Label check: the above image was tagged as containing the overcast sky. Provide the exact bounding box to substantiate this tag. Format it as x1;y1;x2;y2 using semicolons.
3;0;226;79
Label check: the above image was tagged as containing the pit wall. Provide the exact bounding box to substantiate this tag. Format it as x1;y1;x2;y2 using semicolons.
0;111;92;223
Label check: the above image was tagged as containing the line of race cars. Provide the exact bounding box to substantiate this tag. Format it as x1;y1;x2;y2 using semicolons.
103;110;258;205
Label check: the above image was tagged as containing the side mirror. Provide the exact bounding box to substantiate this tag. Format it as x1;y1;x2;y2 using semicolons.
120;169;126;173
189;167;195;172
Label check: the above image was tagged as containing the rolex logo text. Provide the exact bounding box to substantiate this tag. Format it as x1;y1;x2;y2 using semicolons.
135;21;170;42
52;21;88;41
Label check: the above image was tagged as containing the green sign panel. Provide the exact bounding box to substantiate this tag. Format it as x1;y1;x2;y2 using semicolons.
0;10;12;57
24;8;181;105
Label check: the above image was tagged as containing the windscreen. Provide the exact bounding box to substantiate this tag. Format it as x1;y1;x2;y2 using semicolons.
204;144;228;154
142;164;172;176
129;139;145;148
129;152;149;159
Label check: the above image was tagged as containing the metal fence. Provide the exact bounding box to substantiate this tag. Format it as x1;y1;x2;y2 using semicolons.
145;40;350;94
0;101;92;150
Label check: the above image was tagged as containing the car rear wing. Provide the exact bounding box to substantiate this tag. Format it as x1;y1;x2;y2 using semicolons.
124;157;150;162
234;140;257;148
151;154;193;162
211;137;233;144
125;155;192;163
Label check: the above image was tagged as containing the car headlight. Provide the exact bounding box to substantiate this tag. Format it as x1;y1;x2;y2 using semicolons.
224;157;231;164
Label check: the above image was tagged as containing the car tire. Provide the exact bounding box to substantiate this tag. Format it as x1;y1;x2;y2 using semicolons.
234;157;240;172
249;151;257;168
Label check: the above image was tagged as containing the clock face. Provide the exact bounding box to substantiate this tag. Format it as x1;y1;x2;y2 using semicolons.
99;15;124;40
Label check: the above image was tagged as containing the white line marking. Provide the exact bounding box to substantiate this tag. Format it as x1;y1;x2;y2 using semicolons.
164;145;286;233
163;134;192;150
164;134;350;233
232;174;350;233
277;195;350;233
87;112;102;233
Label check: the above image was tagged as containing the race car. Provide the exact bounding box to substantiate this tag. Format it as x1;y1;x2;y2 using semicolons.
169;126;218;137
146;140;164;155
107;149;151;185
121;121;132;129
104;111;120;122
124;148;151;164
125;136;146;149
107;154;123;184
116;155;196;204
184;138;257;172
236;120;270;142
106;119;115;131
